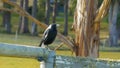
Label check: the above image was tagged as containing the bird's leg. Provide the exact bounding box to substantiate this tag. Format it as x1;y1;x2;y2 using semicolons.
46;45;51;51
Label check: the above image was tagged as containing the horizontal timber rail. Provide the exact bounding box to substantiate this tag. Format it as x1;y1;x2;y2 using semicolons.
55;56;120;68
0;43;50;58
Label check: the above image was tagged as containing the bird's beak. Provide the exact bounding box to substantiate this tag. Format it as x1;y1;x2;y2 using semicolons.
56;24;60;27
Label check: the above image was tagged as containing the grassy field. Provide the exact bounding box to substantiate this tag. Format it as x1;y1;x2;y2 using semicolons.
0;56;39;68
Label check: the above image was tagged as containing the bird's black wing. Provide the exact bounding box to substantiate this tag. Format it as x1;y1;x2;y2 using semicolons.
44;29;57;45
43;28;50;40
39;28;50;47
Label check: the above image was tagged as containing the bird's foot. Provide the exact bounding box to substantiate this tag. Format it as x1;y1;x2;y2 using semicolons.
46;47;51;51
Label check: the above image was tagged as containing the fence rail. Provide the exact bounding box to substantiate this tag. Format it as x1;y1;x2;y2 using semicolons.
0;43;120;68
55;56;120;68
0;43;50;58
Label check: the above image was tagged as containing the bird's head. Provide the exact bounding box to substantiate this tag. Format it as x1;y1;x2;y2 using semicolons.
48;23;59;30
51;23;59;30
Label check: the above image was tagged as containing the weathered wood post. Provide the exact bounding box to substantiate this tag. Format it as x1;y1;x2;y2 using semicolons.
40;51;55;68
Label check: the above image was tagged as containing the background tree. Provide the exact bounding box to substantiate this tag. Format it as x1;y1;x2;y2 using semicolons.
63;0;69;36
2;3;11;33
72;0;111;57
18;0;23;33
31;0;38;36
69;0;77;16
52;0;57;23
117;8;120;39
18;0;29;33
37;0;45;21
109;0;119;46
45;0;50;25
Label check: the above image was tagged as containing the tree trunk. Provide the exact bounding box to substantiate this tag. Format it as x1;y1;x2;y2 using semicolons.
2;3;11;33
109;0;119;46
52;0;57;23
63;0;69;36
73;0;99;57
19;0;29;33
118;3;120;39
31;0;37;36
18;0;23;33
45;0;50;25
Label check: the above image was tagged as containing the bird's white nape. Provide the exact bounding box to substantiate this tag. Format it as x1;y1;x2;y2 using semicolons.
47;24;52;29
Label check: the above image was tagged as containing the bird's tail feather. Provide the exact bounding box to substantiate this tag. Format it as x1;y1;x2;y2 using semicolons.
39;40;44;47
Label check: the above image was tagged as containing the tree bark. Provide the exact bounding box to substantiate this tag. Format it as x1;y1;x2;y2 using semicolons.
31;0;37;36
109;0;119;46
45;0;50;25
63;0;69;36
73;0;99;57
73;0;111;57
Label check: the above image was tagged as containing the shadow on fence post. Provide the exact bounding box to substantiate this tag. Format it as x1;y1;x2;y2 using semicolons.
40;51;55;68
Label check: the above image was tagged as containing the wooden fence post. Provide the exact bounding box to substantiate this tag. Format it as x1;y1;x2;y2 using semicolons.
40;51;55;68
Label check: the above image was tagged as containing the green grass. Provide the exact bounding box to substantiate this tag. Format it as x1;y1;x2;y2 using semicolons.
0;33;40;46
100;46;120;52
99;52;120;60
56;50;120;60
0;56;39;68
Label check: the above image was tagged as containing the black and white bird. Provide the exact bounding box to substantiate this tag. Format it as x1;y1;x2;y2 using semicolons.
39;24;57;48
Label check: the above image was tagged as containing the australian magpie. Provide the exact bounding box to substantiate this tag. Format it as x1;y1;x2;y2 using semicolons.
39;23;57;48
